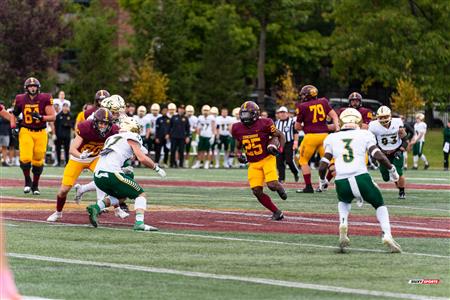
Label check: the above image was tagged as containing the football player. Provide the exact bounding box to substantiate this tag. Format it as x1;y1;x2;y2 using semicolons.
409;113;429;170
12;77;56;194
192;105;216;169
368;106;408;199
318;108;401;253
86;117;166;231
0;103;14;125
75;90;110;127
231;101;287;220
215;108;234;168
184;105;198;167
337;92;372;129
294;85;339;193
46;108;119;222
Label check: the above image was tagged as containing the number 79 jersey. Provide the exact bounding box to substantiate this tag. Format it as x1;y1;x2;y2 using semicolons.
368;118;403;151
231;118;276;163
95;132;148;173
323;129;377;179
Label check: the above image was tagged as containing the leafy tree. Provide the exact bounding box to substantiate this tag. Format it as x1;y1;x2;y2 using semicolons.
129;51;169;106
391;77;424;117
65;1;124;109
0;0;69;101
276;66;297;110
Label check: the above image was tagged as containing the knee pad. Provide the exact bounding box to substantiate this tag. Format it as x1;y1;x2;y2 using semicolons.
32;165;44;176
20;161;31;171
134;196;147;210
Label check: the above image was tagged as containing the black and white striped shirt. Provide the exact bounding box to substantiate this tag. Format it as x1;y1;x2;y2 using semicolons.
275;117;296;143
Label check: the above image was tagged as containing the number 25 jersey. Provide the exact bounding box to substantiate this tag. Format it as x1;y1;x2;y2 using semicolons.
296;98;332;134
231;118;276;163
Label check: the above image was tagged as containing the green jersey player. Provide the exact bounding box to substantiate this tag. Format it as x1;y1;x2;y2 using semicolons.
318;108;401;253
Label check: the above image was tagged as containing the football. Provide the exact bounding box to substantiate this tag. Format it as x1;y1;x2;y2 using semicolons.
268;136;280;149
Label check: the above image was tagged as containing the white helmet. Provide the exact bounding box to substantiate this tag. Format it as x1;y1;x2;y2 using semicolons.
150;103;160;113
101;95;125;113
232;107;240;118
137;105;147;116
376;106;392;126
186;105;194;114
168;103;177;111
340;108;362;126
201;105;211;114
120;116;142;134
210;106;219;115
415;112;425;121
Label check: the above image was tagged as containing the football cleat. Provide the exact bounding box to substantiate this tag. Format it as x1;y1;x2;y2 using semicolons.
277;188;288;200
74;184;83;204
424;164;430;170
47;211;62;222
23;186;31;194
271;210;284;221
339;224;350;249
398;192;406;200
294;174;300;182
86;205;100;228
119;202;130;213
191;161;201;169
32;187;40;195
114;207;130;219
296;185;314;193
382;236;402;253
133;221;158;231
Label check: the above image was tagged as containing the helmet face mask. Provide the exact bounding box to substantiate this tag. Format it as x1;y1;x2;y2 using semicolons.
239;101;260;126
348;92;362;108
201;105;211;116
95;90;110;106
185;105;194;116
376;106;392;127
24;77;41;96
93;108;113;137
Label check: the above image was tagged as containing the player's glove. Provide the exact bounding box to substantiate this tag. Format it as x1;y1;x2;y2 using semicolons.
318;178;329;191
237;153;247;164
153;165;167;178
388;166;400;182
79;150;93;160
267;144;280;156
121;165;134;175
209;136;215;146
31;112;44;121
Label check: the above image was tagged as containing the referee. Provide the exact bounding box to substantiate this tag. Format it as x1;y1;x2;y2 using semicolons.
275;106;300;183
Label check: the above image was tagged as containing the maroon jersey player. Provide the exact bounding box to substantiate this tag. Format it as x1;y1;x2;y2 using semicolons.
231;101;287;220
337;92;372;129
47;108;119;222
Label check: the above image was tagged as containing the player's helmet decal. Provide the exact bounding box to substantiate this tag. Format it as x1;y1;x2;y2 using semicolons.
120;117;142;134
340;108;362;125
24;77;41;95
299;85;318;102
93;108;113;137
348;92;362;108
239;101;260;126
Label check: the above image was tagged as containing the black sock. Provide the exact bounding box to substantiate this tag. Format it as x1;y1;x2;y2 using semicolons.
399;187;405;193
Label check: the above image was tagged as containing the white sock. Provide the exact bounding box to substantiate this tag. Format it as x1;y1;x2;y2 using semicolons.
97;199;106;210
420;154;428;164
338;202;351;226
413;156;419;167
81;181;97;193
376;206;392;238
136;212;144;222
403;152;408;167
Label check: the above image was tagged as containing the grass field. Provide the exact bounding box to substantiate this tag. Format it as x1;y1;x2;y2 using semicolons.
1;164;449;300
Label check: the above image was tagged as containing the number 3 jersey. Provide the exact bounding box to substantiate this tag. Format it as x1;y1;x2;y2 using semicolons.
95;131;148;173
231;118;276;163
324;129;377;179
71;120;119;163
368;118;403;152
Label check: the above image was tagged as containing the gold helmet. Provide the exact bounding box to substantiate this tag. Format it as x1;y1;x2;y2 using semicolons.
119;117;142;134
186;105;195;114
376;106;392;126
232;107;240;118
339;108;362;125
210;106;219;115
101;95;125;113
415;112;425;121
137;105;147;116
201;105;211;114
150;103;160;113
168;103;177;111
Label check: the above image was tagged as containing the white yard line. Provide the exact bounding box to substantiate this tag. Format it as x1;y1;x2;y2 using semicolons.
216;220;262;226
160;221;204;227
4;217;449;259
8;253;447;300
388;205;450;212
22;297;60;300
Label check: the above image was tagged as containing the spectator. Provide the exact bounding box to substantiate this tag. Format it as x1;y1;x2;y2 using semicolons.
0;102;10;166
126;103;136;117
168;105;190;168
443;121;450;171
56;90;71;107
260;111;269;118
54;103;74;166
154;106;171;167
275;106;300;183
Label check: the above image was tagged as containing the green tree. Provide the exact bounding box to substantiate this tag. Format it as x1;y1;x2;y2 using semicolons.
65;1;123;109
276;66;297;110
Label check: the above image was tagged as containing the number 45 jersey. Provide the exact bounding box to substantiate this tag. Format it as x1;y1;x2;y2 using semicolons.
231;118;276;163
368;118;403;152
95;131;148;173
324;129;377;180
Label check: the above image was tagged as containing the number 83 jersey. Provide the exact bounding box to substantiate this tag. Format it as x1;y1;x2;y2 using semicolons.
231;118;276;163
368;118;403;152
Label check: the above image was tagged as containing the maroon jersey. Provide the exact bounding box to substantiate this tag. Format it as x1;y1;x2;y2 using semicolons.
83;106;97;120
231;118;276;163
76;120;119;157
14;93;53;130
337;106;373;124
296;97;332;134
0;105;4;111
